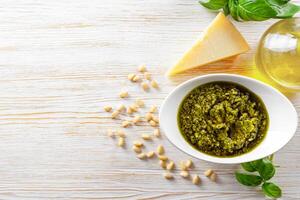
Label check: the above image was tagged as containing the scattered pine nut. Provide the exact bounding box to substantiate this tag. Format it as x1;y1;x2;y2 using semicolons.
138;65;147;72
128;73;136;81
141;82;150;91
118;137;125;147
135;99;145;107
192;175;201;185
153;129;160;137
147;151;155;158
132;75;140;82
166;161;175;170
204;169;214;177
130;104;138;112
132;115;142;124
119;91;129;98
107;129;115;138
152;116;159;123
210;172;217;182
127;106;134;114
144;72;151;80
122;120;132;128
180;171;190;178
137;153;147;159
150;80;159;89
186;159;193;168
149;105;157;113
133;141;144;147
117;130;126;138
157;145;164;155
142;134;152;140
159;160;167;169
158;155;168;161
180;161;188;171
145;113;153;121
117;104;126;112
132;145;142;153
149;120;157;127
111;110;120;119
163;172;174;180
104;106;112;112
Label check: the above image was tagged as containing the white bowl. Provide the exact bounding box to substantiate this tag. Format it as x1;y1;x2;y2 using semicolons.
159;74;298;164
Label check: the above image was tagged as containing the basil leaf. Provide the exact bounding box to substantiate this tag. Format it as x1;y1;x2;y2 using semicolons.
262;182;282;198
235;172;263;186
258;158;275;180
241;162;257;172
268;0;290;5
223;3;230;15
229;0;240;20
237;0;278;21
274;3;300;18
199;0;228;10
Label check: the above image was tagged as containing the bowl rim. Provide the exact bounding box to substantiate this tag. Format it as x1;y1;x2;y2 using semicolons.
159;73;298;164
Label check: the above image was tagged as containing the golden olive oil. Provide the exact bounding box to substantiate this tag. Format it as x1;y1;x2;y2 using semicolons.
256;18;300;90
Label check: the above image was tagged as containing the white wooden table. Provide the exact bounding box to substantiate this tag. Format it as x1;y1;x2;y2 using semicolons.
0;0;299;199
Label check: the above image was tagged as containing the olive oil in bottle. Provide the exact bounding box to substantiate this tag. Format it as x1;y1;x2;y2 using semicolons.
256;18;300;90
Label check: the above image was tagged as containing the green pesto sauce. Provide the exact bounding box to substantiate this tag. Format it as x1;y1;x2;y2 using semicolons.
178;81;269;157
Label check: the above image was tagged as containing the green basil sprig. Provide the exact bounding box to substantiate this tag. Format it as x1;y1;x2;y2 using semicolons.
235;156;282;199
199;0;300;21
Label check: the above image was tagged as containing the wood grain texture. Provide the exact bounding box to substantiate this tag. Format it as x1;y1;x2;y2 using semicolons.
0;0;299;199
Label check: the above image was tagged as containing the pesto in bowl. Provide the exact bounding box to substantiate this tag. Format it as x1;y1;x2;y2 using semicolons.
178;81;269;157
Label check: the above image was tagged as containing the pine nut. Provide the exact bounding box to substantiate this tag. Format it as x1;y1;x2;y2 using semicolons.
204;169;214;177
210;172;217;182
111;110;120;119
180;161;188;171
138;65;147;72
152;116;159;123
132;115;141;124
158;155;168;161
147;151;155;158
145;113;153;121
135;99;145;107
117;130;126;138
149;105;157;113
117;104;126;112
150;80;159;89
192;175;201;185
163;172;173;180
153;129;160;137
159;160;167;169
137;153;147;159
104;106;112;112
142;134;152;140
132;75;140;82
157;145;164;155
119;91;129;98
141;82;149;91
144;72;151;80
118;137;125;147
122;120;132;128
133;141;144;147
128;73;136;81
180;171;190;178
149;120;157;127
186;159;193;168
127;106;134;114
132;145;142;153
166;161;175;170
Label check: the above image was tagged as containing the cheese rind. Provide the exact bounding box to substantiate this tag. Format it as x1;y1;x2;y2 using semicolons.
167;12;250;76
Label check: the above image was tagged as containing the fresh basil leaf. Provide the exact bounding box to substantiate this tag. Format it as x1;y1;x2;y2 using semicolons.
237;0;278;21
258;158;275;180
274;3;300;18
235;172;263;186
199;0;228;10
229;0;240;20
241;162;257;172
262;182;282;199
223;3;230;15
249;159;263;170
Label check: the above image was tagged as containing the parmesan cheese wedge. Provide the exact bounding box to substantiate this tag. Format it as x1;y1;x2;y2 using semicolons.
167;12;250;76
